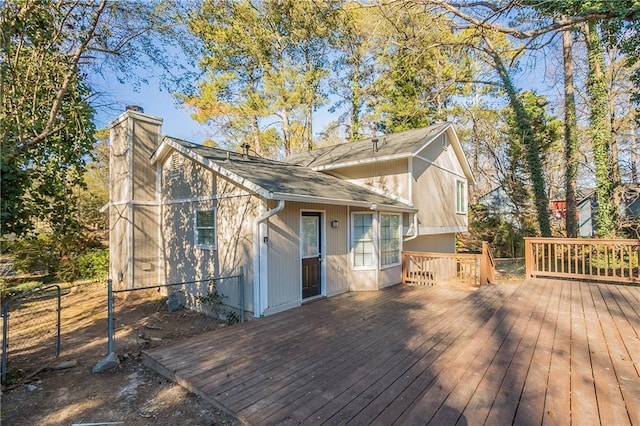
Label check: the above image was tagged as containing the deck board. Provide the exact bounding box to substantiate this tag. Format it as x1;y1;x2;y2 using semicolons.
143;279;640;425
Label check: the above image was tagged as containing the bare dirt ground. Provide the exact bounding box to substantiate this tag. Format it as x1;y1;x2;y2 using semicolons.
1;282;240;425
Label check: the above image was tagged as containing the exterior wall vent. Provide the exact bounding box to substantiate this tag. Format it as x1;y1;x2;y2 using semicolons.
442;133;449;150
170;152;181;179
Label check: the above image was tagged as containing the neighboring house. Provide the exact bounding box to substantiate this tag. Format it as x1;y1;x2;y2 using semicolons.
107;108;474;318
476;186;519;224
577;193;596;237
577;185;640;237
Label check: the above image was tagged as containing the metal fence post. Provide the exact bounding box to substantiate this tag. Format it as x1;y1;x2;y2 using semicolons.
1;300;9;384
54;285;61;358
107;279;114;354
239;267;245;323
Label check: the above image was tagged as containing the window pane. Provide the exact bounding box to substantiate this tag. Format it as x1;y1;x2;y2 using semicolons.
380;213;400;266
196;210;216;247
198;211;215;227
302;216;319;257
352;213;374;267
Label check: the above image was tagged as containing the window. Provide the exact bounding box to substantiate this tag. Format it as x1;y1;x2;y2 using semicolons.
352;213;374;268
195;210;216;248
380;214;401;267
456;180;466;214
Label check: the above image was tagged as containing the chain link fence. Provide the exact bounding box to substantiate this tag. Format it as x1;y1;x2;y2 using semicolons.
105;269;245;356
1;285;61;384
493;257;525;283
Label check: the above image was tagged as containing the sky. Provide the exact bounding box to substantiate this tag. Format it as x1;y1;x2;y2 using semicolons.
92;75;210;142
92;74;339;145
91;41;559;147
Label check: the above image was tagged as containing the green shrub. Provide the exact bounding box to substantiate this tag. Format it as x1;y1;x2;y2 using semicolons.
77;249;108;280
11;232;59;274
57;249;108;282
7;230;107;282
57;257;80;282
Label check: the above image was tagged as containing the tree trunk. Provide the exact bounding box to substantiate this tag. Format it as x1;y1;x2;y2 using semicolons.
306;103;314;151
563;26;579;238
585;22;617;237
252;115;262;156
484;36;551;237
351;66;361;141
632;120;638;183
280;108;292;156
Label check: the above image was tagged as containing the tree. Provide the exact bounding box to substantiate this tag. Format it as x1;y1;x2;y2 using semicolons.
1;0;197;237
563;26;579;237
370;3;473;133
1;0;99;236
427;0;640;237
329;2;378;140
187;0;339;157
585;22;617;237
478;35;552;236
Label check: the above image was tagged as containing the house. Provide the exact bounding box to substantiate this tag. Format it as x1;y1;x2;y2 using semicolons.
476;186;519;224
577;185;640;237
107;108;475;318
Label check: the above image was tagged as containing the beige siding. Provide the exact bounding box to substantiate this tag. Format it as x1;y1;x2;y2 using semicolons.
404;233;456;253
132;120;160;201
109;123;129;203
265;202;349;314
413;130;468;232
418;132;466;177
164;151;215;200
109;205;128;290
332;159;410;201
132;205;159;286
379;265;402;288
108;112;162;290
347;269;377;291
160;154;257;314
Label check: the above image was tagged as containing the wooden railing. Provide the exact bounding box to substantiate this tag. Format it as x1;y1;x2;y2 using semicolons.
481;241;495;285
525;237;640;284
402;242;495;287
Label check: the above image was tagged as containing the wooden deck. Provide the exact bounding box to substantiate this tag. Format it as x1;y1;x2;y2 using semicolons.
143;279;640;425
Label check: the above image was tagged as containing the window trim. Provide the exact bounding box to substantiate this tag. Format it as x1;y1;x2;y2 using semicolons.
351;212;376;270
379;213;402;269
195;208;217;250
455;179;467;214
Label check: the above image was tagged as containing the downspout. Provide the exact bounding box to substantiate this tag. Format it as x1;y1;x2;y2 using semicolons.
404;212;419;242
405;157;419;242
253;199;285;317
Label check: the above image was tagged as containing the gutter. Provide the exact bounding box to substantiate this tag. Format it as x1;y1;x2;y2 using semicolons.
253;199;285;317
270;192;416;213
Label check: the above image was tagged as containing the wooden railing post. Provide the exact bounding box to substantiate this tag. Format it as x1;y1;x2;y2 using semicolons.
480;241;495;285
525;238;533;278
402;252;407;285
480;245;487;286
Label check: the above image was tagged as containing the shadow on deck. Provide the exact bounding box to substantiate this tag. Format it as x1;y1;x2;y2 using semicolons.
143;279;640;425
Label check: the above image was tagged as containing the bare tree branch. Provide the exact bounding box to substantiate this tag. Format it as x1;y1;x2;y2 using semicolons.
427;0;635;40
26;0;107;149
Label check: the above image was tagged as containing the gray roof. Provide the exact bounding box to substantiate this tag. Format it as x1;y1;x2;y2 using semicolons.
164;138;414;211
285;123;451;169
